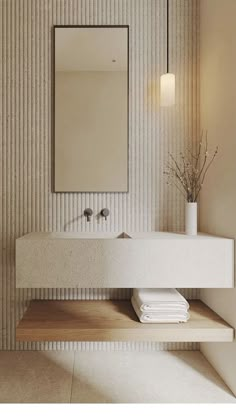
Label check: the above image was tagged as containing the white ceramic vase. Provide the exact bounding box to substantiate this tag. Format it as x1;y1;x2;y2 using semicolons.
185;202;197;236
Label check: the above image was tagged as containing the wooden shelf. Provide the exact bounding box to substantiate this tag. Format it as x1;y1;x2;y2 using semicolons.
16;300;234;343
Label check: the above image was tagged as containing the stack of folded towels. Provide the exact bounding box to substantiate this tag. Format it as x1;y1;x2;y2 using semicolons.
131;288;190;323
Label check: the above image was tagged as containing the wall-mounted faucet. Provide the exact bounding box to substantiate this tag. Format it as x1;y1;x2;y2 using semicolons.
101;208;110;221
84;208;93;222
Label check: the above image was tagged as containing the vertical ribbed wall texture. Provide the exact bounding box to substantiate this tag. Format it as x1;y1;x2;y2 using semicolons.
0;0;200;351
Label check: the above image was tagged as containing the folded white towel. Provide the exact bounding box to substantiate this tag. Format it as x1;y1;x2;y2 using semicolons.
131;296;190;323
133;288;189;312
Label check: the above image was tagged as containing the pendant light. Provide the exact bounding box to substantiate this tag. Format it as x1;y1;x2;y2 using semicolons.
160;0;175;107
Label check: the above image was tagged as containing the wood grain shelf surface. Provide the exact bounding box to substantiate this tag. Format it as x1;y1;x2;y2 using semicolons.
16;300;234;343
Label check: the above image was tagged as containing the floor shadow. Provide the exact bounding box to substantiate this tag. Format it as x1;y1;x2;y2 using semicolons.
167;350;235;397
71;374;114;403
0;351;74;403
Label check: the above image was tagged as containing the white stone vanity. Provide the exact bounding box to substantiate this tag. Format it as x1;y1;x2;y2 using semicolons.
16;232;234;289
15;231;235;344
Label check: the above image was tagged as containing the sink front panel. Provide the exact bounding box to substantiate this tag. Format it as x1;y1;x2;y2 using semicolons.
16;233;234;288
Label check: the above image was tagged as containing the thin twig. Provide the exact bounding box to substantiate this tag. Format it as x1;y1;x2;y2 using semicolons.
163;132;218;202
195;148;218;200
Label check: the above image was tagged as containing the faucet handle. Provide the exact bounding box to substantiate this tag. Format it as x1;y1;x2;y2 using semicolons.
101;208;110;221
84;208;93;222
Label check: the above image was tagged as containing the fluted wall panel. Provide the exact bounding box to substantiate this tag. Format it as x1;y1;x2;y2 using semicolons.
0;0;200;351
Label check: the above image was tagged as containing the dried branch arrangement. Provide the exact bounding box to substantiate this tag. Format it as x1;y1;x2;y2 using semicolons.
164;132;218;202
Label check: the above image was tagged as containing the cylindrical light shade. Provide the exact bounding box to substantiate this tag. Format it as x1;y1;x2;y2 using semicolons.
160;73;175;107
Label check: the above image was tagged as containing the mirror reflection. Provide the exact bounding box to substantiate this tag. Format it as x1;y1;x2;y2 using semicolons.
54;26;128;192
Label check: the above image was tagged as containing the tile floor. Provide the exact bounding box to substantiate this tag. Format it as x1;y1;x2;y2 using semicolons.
0;350;235;403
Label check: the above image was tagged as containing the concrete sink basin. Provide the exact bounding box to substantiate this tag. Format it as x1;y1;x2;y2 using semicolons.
15;232;233;288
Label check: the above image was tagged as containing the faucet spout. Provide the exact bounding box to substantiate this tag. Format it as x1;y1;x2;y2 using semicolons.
84;208;93;222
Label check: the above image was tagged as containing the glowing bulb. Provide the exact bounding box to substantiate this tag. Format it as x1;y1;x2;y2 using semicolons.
160;72;175;107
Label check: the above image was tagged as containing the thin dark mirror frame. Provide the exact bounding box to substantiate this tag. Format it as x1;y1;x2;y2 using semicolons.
53;25;129;193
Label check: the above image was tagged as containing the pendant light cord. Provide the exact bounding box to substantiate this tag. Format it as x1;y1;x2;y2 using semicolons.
167;0;169;73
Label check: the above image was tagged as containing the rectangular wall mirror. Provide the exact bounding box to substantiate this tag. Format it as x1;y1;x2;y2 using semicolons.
54;26;129;192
